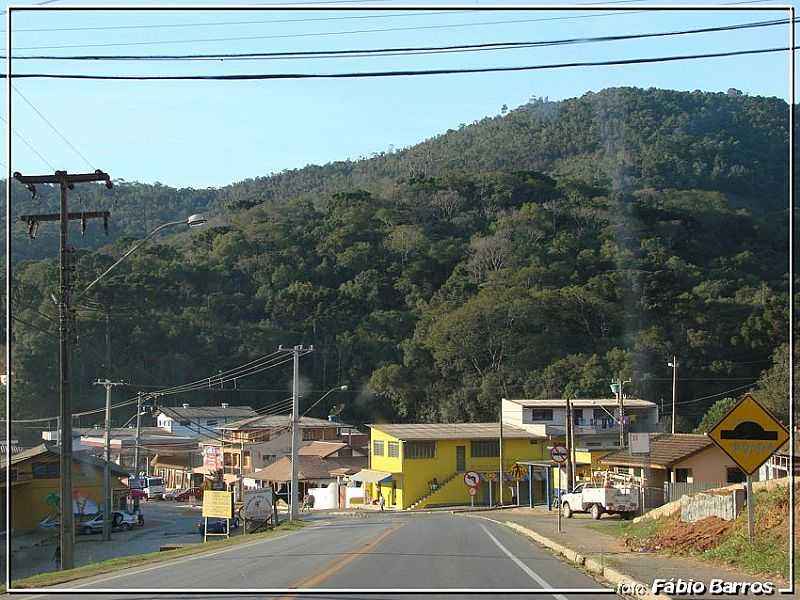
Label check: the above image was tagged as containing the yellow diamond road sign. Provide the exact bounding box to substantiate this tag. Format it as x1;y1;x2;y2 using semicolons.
708;394;789;476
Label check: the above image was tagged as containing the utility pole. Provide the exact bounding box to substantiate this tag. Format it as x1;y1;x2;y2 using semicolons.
280;344;313;521
134;392;143;476
565;397;574;491
612;378;632;448
94;379;124;541
16;170;112;571
498;401;505;506
668;356;678;434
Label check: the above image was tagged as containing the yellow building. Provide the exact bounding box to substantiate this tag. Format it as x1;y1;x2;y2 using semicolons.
0;443;129;532
359;423;549;510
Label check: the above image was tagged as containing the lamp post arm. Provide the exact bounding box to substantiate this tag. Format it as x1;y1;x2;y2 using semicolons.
301;386;345;418
75;219;187;301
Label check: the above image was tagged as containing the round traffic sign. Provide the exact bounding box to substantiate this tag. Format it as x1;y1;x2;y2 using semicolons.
464;471;481;488
468;486;478;496
551;445;568;463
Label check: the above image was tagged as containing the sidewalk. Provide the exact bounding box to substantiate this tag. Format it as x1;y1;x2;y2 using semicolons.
468;507;788;599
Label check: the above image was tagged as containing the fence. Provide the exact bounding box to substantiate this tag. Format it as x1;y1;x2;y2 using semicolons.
663;481;729;504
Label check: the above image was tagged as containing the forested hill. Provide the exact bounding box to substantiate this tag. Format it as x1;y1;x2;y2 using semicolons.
7;86;794;436
219;87;789;215
5;87;791;262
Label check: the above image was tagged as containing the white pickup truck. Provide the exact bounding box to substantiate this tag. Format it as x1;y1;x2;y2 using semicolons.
560;483;639;520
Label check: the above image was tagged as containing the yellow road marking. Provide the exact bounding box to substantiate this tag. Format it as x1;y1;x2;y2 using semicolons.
274;522;403;600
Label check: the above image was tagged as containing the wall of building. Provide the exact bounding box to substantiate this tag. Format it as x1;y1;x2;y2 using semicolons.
9;454;126;532
672;445;754;483
369;428;547;509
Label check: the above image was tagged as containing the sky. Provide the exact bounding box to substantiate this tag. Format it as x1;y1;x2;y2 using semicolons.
0;0;795;188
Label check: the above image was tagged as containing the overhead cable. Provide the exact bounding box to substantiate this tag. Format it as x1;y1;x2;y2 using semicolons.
5;45;795;80
11;17;795;62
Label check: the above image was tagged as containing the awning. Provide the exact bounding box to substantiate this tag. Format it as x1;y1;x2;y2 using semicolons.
350;469;392;484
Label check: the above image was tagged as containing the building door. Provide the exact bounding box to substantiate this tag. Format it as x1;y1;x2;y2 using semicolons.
456;446;466;473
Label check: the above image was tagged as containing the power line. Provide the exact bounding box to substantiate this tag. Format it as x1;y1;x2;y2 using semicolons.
12;17;795;62
5;44;795;80
1;10;473;34
2;12;668;51
0;113;56;170
12;85;95;170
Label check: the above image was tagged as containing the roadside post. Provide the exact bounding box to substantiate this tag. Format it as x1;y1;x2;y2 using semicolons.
464;471;480;508
485;471;496;506
510;463;526;506
551;445;568;533
707;393;789;543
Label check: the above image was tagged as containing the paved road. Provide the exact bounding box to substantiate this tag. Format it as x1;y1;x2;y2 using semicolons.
12;512;617;600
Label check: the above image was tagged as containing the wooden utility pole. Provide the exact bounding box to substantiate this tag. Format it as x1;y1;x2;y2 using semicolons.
17;170;112;571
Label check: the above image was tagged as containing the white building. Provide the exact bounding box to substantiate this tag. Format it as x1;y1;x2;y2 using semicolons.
502;397;660;449
156;403;256;439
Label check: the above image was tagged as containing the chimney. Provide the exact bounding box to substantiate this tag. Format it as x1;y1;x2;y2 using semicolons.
221;403;229;409
182;403;189;409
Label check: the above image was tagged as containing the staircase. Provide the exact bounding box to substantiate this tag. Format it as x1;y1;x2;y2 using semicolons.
405;473;461;510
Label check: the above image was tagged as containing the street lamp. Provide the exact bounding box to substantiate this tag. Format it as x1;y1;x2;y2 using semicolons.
77;215;207;542
77;214;208;301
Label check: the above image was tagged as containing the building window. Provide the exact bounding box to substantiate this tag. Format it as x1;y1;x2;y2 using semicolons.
675;468;692;483
530;409;553;421
32;462;59;479
373;440;384;456
303;429;319;441
387;442;399;458
471;440;500;457
573;409;584;425
726;467;745;483
9;469;17;482
406;441;435;459
179;420;190;426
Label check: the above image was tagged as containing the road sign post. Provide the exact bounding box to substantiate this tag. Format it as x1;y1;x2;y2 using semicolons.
550;447;568;534
707;393;789;545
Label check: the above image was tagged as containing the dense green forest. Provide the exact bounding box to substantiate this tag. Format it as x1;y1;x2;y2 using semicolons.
6;87;794;439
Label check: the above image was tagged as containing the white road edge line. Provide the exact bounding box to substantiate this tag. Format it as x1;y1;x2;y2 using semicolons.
480;522;569;600
13;530;299;600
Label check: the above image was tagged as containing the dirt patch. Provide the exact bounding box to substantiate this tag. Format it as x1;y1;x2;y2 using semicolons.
623;515;735;553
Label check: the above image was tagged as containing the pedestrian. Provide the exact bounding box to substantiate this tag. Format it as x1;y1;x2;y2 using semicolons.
53;543;61;569
378;493;385;512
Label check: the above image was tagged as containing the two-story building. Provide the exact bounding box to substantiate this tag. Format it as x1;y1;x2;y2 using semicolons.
200;415;359;478
502;397;659;449
156;403;256;439
359;423;549;510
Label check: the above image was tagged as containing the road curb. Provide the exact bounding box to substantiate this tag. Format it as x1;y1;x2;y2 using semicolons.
463;514;672;600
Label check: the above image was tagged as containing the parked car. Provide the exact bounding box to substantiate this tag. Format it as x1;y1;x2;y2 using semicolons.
197;516;240;535
560;483;639;520
163;488;183;501
174;487;203;502
77;511;140;535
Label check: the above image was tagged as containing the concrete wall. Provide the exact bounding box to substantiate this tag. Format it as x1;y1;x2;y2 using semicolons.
680;490;745;522
306;481;337;510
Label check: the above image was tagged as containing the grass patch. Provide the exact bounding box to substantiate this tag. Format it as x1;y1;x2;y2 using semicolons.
11;519;306;590
602;483;798;583
598;517;662;542
699;486;799;582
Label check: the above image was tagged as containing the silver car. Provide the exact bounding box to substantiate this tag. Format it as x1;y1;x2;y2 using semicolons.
77;511;139;535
